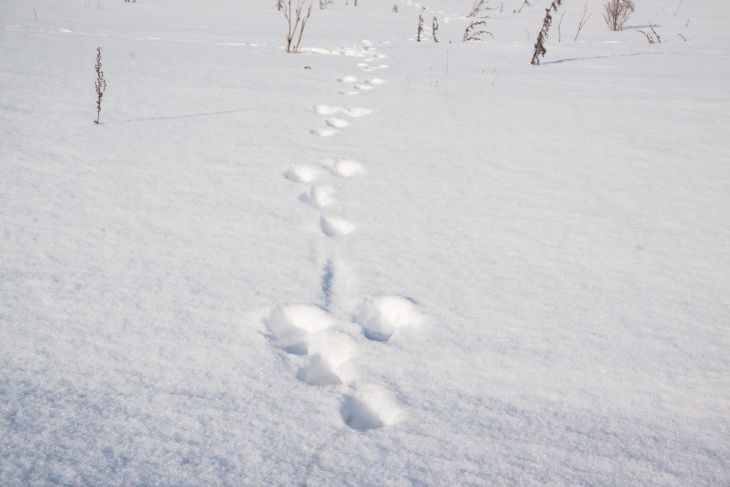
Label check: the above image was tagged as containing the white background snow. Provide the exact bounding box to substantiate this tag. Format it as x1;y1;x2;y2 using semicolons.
1;0;729;484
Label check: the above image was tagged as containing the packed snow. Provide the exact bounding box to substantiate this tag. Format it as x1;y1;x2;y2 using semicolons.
1;0;729;484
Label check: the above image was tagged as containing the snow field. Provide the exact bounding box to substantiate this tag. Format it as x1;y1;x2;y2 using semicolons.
1;0;728;484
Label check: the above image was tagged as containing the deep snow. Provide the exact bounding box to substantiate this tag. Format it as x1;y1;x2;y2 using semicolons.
1;0;729;485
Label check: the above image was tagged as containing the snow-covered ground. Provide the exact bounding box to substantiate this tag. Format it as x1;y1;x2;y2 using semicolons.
1;0;729;484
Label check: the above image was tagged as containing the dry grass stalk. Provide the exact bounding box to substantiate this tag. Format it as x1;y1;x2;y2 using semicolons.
94;47;107;124
530;0;562;65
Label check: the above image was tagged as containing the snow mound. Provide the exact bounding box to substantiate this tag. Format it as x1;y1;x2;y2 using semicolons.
340;385;404;431
355;295;423;342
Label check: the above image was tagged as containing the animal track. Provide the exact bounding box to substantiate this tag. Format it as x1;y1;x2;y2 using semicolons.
325;158;363;178
285;164;325;183
355;295;423;342
320;215;356;237
340;385;404;431
297;333;355;386
326;117;351;128
299;184;335;208
344;107;372;118
266;43;415;431
314;104;342;115
311;127;339;137
265;304;335;354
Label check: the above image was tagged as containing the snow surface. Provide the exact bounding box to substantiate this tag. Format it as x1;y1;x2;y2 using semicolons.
1;0;729;485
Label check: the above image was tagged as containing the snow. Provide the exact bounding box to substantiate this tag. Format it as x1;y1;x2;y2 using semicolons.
1;0;729;485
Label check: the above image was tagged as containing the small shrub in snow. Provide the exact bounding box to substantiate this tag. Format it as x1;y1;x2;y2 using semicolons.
530;0;562;65
603;0;635;31
94;47;107;124
281;0;313;53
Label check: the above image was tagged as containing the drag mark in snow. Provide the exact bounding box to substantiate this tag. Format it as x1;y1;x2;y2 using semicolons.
320;259;335;309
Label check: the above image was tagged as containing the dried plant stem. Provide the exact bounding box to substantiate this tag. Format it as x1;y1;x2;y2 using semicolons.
94;47;107;124
530;0;562;65
574;0;592;41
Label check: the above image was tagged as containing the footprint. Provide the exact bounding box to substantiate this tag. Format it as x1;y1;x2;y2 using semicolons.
369;78;386;85
341;91;360;96
314;104;343;115
340;385;404;431
355;62;369;68
355;84;373;91
378;64;389;69
355;295;423;342
285;164;325;183
325;159;363;178
326;117;351;128
344;107;372;118
299;184;335;208
265;304;335;354
311;127;339;137
338;75;358;83
320;215;356;237
297;333;355;386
